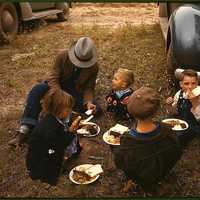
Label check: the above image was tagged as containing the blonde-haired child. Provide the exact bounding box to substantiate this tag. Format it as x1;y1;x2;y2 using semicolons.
105;68;134;120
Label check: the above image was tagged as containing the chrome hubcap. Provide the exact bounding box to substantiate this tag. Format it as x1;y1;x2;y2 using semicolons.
2;10;14;32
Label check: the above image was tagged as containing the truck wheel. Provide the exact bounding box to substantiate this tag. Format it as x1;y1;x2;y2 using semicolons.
167;44;179;89
0;2;19;44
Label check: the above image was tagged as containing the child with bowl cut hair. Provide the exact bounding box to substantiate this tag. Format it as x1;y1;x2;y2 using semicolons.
26;89;81;185
113;87;182;191
105;68;134;120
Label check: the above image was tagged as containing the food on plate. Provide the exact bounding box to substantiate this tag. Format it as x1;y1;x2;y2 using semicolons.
72;164;103;184
109;130;121;137
163;119;187;129
103;124;129;145
83;124;97;134
77;123;98;135
107;130;121;144
84;164;103;177
72;169;94;184
173;124;184;130
105;134;120;144
178;123;186;129
110;124;129;134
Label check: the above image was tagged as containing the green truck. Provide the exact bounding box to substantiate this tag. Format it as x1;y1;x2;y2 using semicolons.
0;2;71;44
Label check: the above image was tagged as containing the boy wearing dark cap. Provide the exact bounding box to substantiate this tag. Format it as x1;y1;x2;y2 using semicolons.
113;87;182;191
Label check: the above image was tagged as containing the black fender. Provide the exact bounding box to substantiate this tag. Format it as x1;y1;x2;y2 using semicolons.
168;4;200;71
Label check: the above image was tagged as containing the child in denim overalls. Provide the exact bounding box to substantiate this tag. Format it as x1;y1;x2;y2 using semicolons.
166;69;200;145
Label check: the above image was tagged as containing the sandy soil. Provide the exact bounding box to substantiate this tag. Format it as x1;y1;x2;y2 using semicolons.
69;3;158;27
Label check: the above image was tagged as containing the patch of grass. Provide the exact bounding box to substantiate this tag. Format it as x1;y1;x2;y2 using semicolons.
1;18;200;197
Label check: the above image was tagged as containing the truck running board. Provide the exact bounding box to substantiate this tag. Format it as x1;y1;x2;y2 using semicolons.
23;9;63;21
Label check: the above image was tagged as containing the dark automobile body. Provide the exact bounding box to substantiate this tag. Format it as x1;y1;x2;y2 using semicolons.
159;3;200;78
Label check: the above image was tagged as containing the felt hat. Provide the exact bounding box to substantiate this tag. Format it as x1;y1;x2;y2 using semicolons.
68;37;96;68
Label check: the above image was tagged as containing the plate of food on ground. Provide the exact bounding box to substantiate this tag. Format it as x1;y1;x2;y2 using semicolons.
162;118;189;131
76;122;100;137
103;124;129;145
69;164;103;185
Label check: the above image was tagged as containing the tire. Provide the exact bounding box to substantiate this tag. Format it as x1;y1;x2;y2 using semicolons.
0;2;19;44
167;44;179;89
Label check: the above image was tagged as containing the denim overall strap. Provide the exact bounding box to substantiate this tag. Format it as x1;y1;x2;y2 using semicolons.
177;91;197;126
177;91;191;119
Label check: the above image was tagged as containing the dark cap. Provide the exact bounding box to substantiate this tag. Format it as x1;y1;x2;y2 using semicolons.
127;87;160;119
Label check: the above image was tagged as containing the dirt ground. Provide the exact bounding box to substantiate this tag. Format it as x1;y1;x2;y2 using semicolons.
69;3;158;27
0;3;200;197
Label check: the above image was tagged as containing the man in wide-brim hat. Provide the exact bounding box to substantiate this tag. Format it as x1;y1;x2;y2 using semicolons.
10;37;101;146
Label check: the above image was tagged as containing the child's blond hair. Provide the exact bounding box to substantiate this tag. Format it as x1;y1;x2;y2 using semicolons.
41;89;74;117
117;68;134;87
